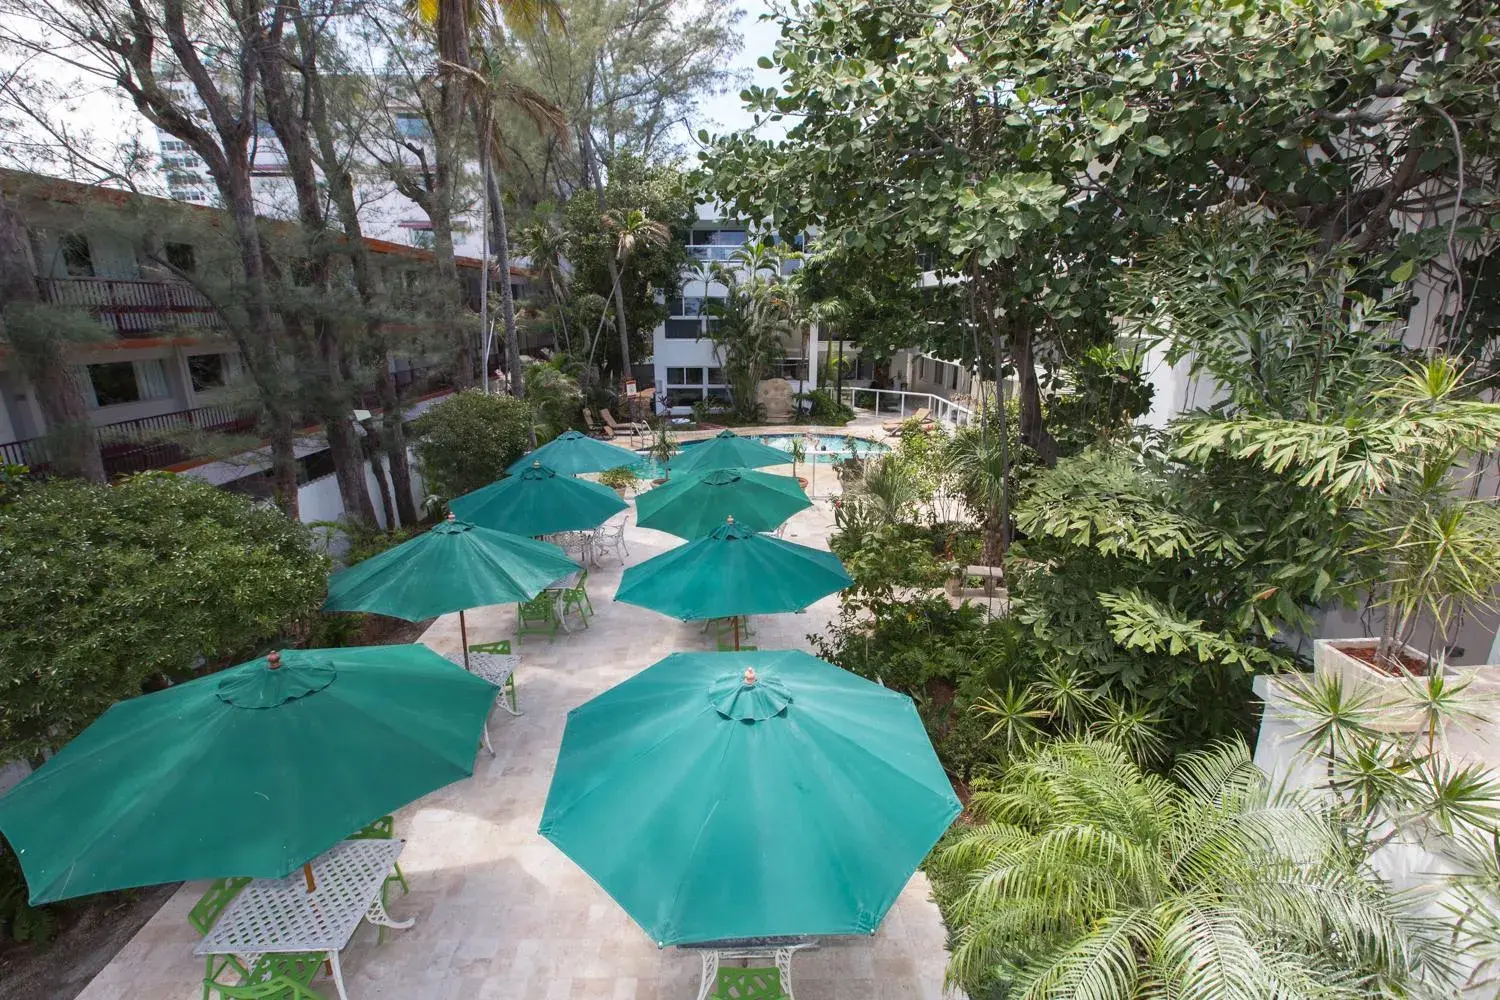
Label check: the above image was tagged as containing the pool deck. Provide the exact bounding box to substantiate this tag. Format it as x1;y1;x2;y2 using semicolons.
75;411;958;1000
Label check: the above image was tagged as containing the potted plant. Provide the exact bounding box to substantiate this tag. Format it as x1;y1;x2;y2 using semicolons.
1309;360;1500;726
599;465;638;499
788;436;809;489
646;421;678;484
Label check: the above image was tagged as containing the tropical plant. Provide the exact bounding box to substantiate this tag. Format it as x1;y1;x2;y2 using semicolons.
598;465;638;495
837;454;924;532
934;739;1455;1000
0;473;329;764
523;358;584;441
1177;358;1500;670
514;217;573;351
412;389;533;502
645;420;678;478
708;249;792;422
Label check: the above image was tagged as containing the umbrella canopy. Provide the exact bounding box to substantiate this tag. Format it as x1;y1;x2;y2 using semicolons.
450;462;627;536
323;515;579;620
506;430;640;477
635;467;811;539
668;430;793;476
0;645;495;904
539;649;961;945
616;518;851;621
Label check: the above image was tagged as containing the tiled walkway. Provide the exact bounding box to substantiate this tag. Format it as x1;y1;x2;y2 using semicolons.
78;436;955;1000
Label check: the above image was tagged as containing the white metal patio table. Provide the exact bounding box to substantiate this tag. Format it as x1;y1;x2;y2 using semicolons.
195;839;413;1000
441;648;521;757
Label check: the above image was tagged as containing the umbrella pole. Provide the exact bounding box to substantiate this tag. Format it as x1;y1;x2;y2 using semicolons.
303;862;316;892
459;610;471;671
734;616;740;651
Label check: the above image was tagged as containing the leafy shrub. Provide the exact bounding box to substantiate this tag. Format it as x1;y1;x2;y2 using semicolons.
0;473;330;764
0;845;55;945
411;389;532;502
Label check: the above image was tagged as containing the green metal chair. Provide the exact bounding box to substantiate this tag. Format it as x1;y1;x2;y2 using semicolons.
348;815;407;943
204;952;326;1000
559;571;593;626
707;966;790;1000
190;877;252;1000
467;639;520;714
517;591;562;641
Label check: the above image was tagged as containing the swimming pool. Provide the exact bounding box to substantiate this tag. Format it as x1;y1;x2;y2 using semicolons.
630;433;888;478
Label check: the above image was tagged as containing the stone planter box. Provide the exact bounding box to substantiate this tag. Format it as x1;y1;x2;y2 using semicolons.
1313;638;1446;732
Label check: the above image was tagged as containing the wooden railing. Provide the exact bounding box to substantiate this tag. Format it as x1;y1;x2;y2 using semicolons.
38;276;223;337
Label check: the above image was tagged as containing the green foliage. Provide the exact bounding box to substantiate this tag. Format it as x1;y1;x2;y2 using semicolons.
645;421;678;475
0;473;329;763
598;465;639;493
0;847;55;945
793;388;853;424
524;359;584;441
1045;345;1154;456
933;739;1456;999
412;389;533;502
1176;358;1500;664
561;154;694;377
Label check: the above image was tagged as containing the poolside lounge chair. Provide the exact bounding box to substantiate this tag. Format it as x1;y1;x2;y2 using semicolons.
882;406;932;432
582;410;615;438
602;408;648;440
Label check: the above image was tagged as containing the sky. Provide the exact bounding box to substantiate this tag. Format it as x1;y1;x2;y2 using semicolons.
693;0;786;146
0;0;785;189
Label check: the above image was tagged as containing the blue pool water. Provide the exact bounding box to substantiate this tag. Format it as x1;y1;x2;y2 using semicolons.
630;433;888;479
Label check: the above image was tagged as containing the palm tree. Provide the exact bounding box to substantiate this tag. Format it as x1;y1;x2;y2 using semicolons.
514;218;572;351
586;208;670;379
946;422;1011;576
936;739;1453;1000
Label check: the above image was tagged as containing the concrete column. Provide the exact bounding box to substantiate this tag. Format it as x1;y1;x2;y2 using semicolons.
807;321;820;391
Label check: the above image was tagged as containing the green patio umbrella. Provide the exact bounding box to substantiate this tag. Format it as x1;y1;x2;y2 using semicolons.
0;644;495;904
449;461;627;537
635;467;811;539
668;429;794;476
323;514;579;663
615;518;851;647
539;649;961;945
505;430;640;477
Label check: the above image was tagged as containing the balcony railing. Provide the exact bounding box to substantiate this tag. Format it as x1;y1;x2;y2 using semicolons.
686;245;743;261
39;276;223;337
1;403;258;479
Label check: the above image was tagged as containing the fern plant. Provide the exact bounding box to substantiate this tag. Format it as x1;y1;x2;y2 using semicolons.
935;740;1455;1000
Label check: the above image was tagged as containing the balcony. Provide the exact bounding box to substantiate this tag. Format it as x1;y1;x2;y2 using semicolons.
686;245;743;262
39;276;223;338
1;403;258;479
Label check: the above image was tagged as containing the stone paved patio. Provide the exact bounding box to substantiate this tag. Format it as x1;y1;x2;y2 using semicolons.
77;428;955;1000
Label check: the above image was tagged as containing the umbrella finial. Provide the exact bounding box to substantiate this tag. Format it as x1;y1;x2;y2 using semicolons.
268;651;283;671
447;511;457;521
726;515;735;524
743;667;757;686
532;460;542;468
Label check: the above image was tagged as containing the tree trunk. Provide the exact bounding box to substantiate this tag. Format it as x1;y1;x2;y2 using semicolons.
580;115;631;387
223;170;300;516
482;153;525;399
296;10;419;526
0;194;105;482
1012;324;1058;466
260;34;377;526
435;0;476;389
990;327;1011;573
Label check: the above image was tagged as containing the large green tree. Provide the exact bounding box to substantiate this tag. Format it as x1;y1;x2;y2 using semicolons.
706;0;1500;463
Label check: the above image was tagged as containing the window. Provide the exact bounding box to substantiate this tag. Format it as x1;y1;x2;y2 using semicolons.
89;362;138;405
61;233;94;277
706;367;725;384
409;230;436;250
664;387;704;406
665;319;702;339
689;228;746;247
668;296;706;317
189;353;226;392
165;242;196;273
666;367;704;386
395;112;431;140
